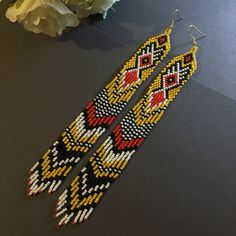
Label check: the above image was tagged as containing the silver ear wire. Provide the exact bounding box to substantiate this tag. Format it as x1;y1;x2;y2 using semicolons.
188;25;206;46
169;9;184;29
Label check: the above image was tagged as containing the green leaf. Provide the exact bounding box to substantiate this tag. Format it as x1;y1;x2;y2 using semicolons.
15;0;24;8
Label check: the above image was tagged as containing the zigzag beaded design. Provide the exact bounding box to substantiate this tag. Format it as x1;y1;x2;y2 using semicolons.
55;46;198;226
28;28;172;196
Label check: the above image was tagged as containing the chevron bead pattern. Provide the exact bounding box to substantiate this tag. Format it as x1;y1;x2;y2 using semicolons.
55;46;198;226
28;29;172;196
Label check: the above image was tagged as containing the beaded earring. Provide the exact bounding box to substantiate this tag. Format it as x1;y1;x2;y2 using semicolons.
28;10;183;196
55;25;206;226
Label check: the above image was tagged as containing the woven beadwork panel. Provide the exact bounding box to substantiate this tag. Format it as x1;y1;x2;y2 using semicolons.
28;29;172;195
55;46;198;226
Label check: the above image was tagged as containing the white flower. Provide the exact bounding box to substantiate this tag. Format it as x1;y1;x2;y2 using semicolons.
6;0;79;37
64;0;119;18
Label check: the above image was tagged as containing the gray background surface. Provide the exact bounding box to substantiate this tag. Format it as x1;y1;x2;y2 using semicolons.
0;0;236;235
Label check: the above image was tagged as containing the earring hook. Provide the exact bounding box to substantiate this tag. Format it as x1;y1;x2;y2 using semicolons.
188;25;206;46
169;9;184;29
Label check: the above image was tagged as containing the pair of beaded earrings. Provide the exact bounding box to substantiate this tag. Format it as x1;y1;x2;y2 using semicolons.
28;10;206;226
